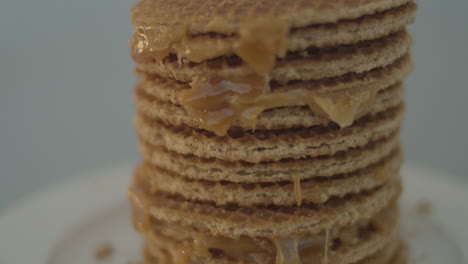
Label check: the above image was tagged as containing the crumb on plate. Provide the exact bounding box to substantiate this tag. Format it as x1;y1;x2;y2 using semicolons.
94;242;114;260
416;200;432;216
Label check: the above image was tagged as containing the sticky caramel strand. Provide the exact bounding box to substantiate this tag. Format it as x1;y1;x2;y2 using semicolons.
292;173;303;207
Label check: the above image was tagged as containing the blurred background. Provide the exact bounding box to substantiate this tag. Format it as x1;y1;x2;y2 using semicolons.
1;0;467;213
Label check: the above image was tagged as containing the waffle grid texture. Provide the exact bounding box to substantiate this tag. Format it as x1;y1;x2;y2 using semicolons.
128;0;416;262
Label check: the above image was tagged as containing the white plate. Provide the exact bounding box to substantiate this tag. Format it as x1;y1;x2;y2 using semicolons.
0;164;467;264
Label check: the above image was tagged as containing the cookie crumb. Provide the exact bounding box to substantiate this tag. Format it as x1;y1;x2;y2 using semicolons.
416;200;432;215
94;243;114;260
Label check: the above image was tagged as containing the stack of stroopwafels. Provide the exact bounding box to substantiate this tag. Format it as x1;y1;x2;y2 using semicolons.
128;0;416;263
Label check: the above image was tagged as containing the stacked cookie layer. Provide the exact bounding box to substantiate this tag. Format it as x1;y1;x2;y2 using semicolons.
128;0;416;263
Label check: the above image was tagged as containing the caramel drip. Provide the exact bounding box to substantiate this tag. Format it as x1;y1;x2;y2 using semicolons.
323;229;330;264
174;37;234;63
312;88;377;128
133;20;377;138
171;234;332;264
298;236;327;264
131;16;288;74
338;225;360;245
132;170;390;264
180;77;378;136
179;75;270;136
194;234;274;263
274;238;302;264
292;173;303;207
130;25;186;63
152;224;376;264
235;17;289;74
175;242;193;264
128;184;151;232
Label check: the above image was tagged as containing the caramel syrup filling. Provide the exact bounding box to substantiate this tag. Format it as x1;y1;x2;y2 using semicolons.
130;25;187;63
234;17;289;74
130;16;288;74
179;76;378;136
274;238;301;264
129;182;151;233
323;229;330;264
292;173;303;207
179;75;268;136
130;25;230;64
138;205;386;264
130;3;415;74
131;19;378;136
193;234;274;263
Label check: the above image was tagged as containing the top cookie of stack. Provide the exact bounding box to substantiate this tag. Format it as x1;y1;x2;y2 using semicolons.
128;0;416;263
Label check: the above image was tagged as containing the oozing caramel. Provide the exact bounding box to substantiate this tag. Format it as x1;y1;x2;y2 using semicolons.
194;234;274;263
161;231;337;264
169;234;322;264
292;173;303;207
234;17;289;74
274;238;301;264
180;76;378;136
138;201;394;264
131;157;397;264
132;19;377;136
128;181;151;232
323;229;330;264
141;207;389;264
136;203;393;264
130;16;288;74
130;25;187;63
179;75;270;136
175;244;192;264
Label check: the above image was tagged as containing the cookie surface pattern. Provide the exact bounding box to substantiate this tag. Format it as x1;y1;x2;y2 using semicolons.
129;2;416;63
131;0;412;34
135;105;404;162
138;132;400;182
138;149;401;206
129;175;401;238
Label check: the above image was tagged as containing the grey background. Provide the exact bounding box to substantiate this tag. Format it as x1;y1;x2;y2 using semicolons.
1;0;467;213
